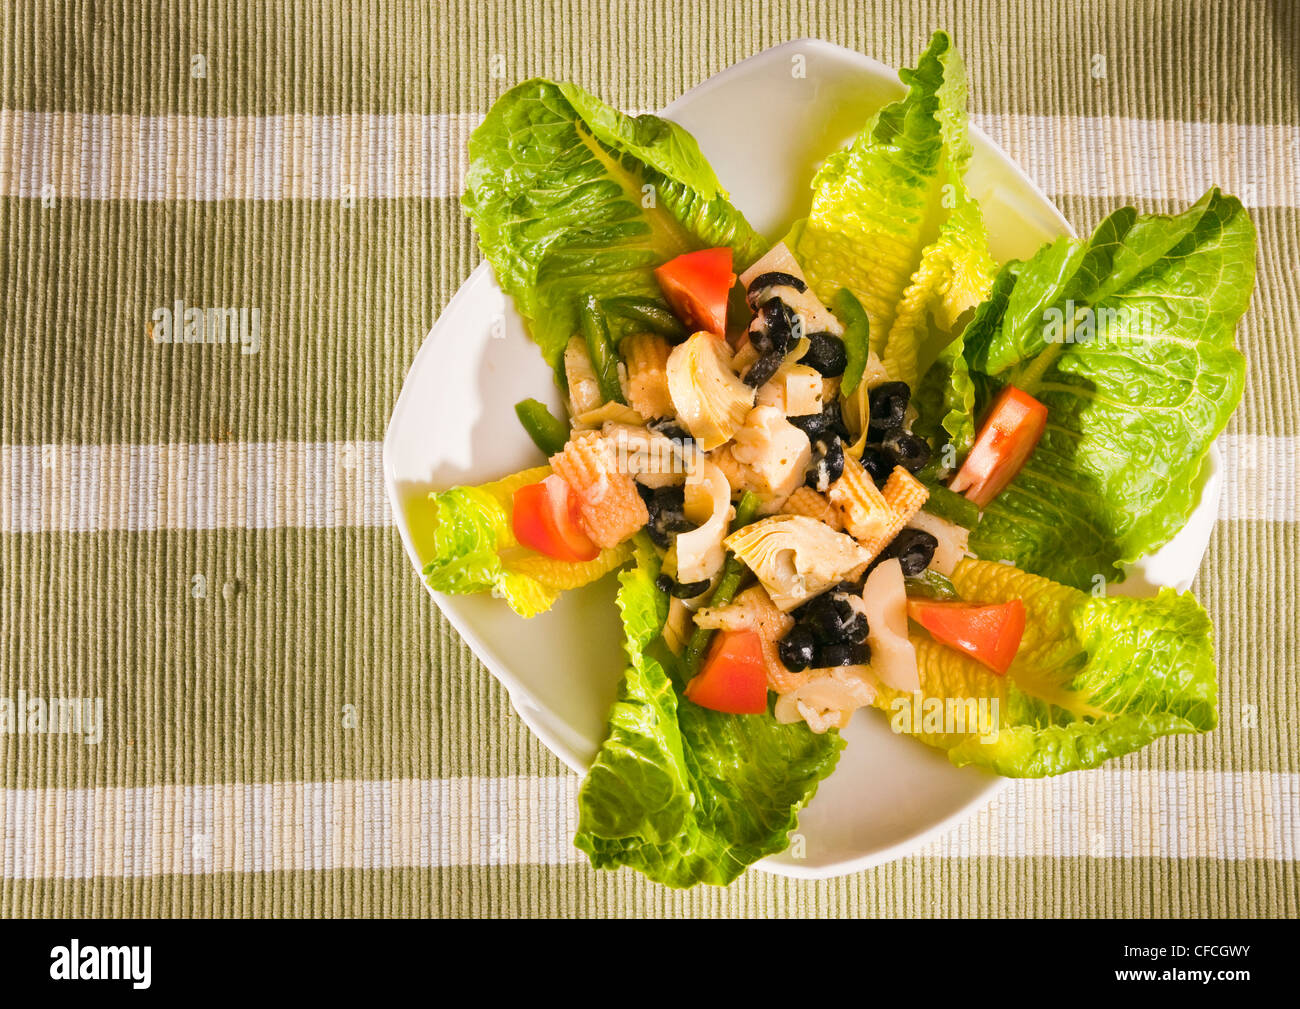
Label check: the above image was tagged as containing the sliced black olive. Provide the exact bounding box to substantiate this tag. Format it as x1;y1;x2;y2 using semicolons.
789;398;849;442
806;436;845;492
859;445;894;484
647;418;693;444
778;625;816;672
800;331;848;377
867;381;910;435
643;485;695;548
655;573;711;598
884;431;932;474
749;298;799;356
877;528;939;577
745;271;807;310
797;590;868;646
743;347;786;388
816;641;871;667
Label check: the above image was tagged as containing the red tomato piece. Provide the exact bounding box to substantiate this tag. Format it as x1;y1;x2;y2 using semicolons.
948;385;1048;508
906;598;1026;675
654;248;735;336
684;629;769;714
511;475;600;562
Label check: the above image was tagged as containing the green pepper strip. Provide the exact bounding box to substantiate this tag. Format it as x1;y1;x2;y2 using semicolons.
680;491;762;678
601;296;688;342
513;398;570;457
920;480;981;529
579;296;626;405
832;288;870;396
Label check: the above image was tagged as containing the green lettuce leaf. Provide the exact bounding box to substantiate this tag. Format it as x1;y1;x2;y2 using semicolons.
875;559;1217;777
575;537;843;886
422;467;632;618
786;31;995;389
463;80;768;370
962;189;1254;587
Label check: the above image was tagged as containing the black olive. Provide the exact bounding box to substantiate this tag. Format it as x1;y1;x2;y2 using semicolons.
743;347;786;388
748;298;798;356
878;529;939;577
655;573;711;598
647;418;693;444
745;272;807;310
800;332;848;377
797;590;868;645
789;399;849;442
806;436;845;492
816;641;871;667
644;485;695;548
884;431;932;474
867;381;910;435
859;445;894;484
787;409;825;439
778;625;816;672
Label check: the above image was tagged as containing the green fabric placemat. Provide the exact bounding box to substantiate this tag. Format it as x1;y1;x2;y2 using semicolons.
0;0;1296;917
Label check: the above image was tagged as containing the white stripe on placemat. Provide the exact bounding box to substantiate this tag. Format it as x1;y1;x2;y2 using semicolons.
0;771;1295;878
0;441;392;532
1;110;1295;207
1;435;1292;533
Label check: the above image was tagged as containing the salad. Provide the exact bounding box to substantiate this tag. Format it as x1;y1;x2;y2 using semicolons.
421;32;1254;887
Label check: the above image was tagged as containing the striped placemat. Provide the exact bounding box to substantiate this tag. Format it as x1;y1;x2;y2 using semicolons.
1;0;1296;917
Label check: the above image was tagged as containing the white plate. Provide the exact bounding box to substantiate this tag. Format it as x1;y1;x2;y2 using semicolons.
384;39;1222;879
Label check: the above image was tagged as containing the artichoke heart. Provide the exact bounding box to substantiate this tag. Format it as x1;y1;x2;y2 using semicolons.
724;515;872;612
666;331;755;451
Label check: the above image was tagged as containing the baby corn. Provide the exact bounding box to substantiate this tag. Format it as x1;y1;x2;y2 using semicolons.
853;466;930;558
549;431;648;549
623;332;675;419
780;487;843;531
827;457;894;542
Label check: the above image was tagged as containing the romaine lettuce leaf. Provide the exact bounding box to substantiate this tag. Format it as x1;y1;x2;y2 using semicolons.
463;80;768;370
961;189;1254;587
575;537;843;886
874;559;1217;776
786;31;995;389
422;467;631;618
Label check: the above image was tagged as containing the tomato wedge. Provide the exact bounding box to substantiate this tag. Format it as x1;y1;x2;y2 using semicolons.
684;629;768;714
654;248;734;336
948;385;1048;508
511;475;600;562
906;598;1026;675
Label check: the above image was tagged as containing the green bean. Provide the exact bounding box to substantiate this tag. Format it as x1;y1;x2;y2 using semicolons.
921;481;981;529
578;296;626;404
514;398;570;456
601;296;688;341
680;492;762;678
832;287;870;396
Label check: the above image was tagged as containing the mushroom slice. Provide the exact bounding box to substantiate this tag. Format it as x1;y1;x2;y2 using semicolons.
774;667;876;733
724;515;872;612
666;331;755;451
674;455;734;584
861;558;920;692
